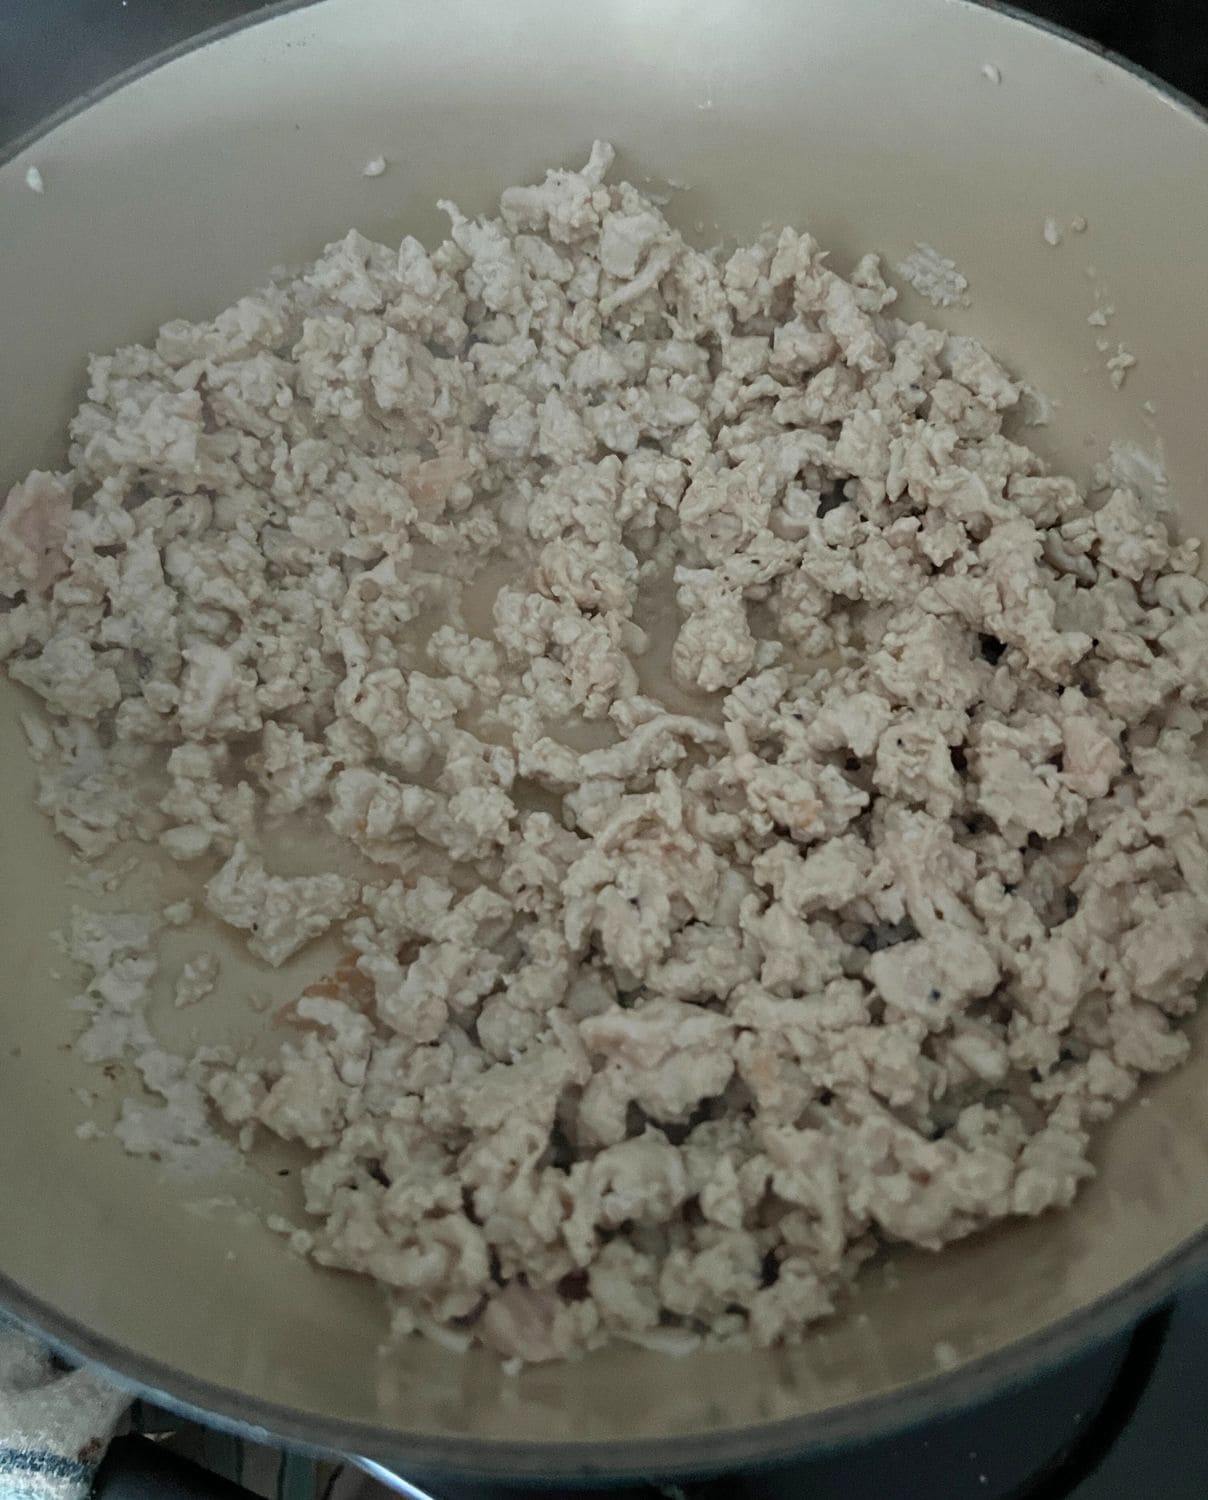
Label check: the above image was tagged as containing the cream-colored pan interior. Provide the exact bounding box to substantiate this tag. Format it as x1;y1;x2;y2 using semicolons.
2;0;1208;1479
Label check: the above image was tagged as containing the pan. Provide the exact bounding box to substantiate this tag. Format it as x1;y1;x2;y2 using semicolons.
2;0;1208;1486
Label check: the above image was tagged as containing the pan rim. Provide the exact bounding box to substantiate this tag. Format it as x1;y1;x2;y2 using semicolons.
3;0;1208;1480
5;1225;1207;1480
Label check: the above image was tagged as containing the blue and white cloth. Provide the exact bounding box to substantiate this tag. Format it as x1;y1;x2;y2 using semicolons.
0;1322;128;1500
0;1319;432;1498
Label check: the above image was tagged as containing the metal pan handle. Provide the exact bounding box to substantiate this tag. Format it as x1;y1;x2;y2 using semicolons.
351;1455;441;1498
92;1434;259;1498
92;1435;441;1499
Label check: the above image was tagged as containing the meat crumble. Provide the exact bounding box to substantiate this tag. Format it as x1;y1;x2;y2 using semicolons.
5;143;1208;1362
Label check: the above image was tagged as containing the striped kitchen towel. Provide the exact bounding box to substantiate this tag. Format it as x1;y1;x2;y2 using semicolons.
0;1320;129;1500
0;1320;421;1498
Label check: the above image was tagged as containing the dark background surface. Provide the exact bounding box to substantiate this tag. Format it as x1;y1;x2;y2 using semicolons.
1;0;1207;150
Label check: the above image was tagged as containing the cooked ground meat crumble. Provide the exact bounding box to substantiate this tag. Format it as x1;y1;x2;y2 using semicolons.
5;143;1208;1362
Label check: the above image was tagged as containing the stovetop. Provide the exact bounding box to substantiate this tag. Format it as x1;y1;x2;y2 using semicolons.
7;3;1208;1497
